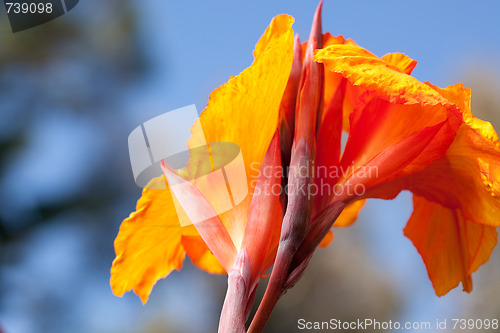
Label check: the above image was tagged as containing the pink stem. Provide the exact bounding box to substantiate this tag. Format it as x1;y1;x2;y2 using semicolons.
218;251;251;333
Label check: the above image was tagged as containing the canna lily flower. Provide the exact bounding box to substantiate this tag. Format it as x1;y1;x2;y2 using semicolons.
110;14;295;311
112;1;500;332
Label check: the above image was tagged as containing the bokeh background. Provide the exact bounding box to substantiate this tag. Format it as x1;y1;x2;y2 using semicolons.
1;1;500;332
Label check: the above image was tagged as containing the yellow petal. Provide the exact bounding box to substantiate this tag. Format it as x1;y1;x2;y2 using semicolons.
405;195;498;296
187;14;295;249
381;53;417;75
110;176;185;304
254;14;295;60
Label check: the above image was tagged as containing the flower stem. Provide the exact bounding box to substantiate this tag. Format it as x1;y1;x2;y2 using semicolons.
247;242;295;333
218;251;251;333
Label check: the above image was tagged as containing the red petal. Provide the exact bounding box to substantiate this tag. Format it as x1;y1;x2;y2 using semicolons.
243;132;283;286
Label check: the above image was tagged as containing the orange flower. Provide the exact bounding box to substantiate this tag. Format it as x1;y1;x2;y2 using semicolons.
112;2;500;332
309;43;500;297
110;14;294;304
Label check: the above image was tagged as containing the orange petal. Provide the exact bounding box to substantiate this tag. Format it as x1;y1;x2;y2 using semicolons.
328;46;464;187
404;195;498;296
418;83;500;225
348;97;460;176
318;230;333;248
187;14;295;249
334;199;365;228
110;176;186;304
302;32;355;63
316;78;345;176
367;83;500;227
182;235;226;274
333;78;462;202
314;44;454;106
427;82;499;147
392;127;500;227
340;119;448;200
381;53;417;75
313;79;345;213
319;33;357;133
